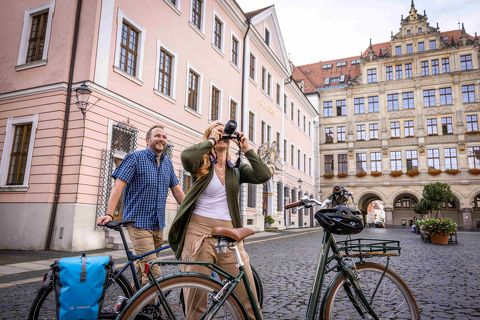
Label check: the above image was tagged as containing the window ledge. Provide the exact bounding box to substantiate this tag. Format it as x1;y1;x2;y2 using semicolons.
249;78;257;87
230;61;240;73
0;185;29;192
163;0;181;15
113;66;143;86
211;44;225;58
261;90;273;102
153;89;176;104
188;22;206;39
15;60;47;71
184;106;202;118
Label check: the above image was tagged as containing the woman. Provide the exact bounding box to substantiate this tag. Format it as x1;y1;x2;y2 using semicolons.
168;121;271;319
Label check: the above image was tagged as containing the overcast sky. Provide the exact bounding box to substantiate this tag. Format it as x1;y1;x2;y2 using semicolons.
236;0;480;66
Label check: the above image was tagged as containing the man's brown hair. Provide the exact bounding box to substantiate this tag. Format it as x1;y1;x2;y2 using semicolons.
146;125;165;140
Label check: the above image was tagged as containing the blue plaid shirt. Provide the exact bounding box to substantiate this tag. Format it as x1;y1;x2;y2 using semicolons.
113;148;179;230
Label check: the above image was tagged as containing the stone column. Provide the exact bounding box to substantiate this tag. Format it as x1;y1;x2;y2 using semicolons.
462;208;473;230
384;207;394;227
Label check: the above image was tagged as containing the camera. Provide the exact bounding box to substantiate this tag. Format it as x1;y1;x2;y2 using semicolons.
222;120;240;141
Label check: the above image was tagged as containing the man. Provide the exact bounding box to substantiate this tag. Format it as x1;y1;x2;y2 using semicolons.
97;125;185;285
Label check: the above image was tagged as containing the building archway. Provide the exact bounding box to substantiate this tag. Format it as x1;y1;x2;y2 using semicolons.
392;194;419;226
357;192;385;226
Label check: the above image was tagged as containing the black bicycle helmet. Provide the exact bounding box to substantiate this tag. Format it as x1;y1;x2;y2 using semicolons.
315;205;364;235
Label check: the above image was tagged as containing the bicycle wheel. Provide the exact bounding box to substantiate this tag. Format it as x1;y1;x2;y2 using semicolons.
322;261;420;320
118;273;247;319
28;270;133;320
251;265;264;308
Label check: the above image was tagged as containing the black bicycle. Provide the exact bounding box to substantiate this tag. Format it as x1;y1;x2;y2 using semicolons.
28;220;264;319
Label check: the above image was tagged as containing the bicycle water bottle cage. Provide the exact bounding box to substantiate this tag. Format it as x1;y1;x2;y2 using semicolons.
314;205;364;235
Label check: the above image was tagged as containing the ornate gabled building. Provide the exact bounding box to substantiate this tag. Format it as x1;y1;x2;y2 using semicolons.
294;1;480;228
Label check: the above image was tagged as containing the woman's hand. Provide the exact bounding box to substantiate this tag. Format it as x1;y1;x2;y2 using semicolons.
208;126;223;145
237;132;252;153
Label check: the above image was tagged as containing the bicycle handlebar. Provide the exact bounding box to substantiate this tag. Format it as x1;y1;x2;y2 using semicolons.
285;200;302;209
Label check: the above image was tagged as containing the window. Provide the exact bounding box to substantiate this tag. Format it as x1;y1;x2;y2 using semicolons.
405;63;412;78
395;65;403;80
356;153;367;173
264;28;270;46
336;61;347;67
418;42;424;51
462;84;475;103
210;86;221;121
323;101;333;117
442;58;450;73
230;99;238;121
191;0;203;30
467;146;480;169
371;152;381;172
390;121;400;138
322;64;332;69
386;66;393;80
336;99;346;116
308;122;311;137
367;69;377;83
356;124;366;141
431;59;439;75
353;97;365;114
402;91;414;109
297;150;301;170
248;112;255;141
276;132;280;150
260;121;266;144
290;145;294;164
427;148;440;169
368;96;379;112
26;10;49;63
439;87;452;105
291;103;294;120
276;84;280;105
283;139;287;162
390;151;402;171
404;150;418;171
119;21;139;77
460;54;472;71
324;155;334;174
351;59;360;65
309;158;312;176
158;48;173;96
261;67;266;91
297;110;301;127
466;115;478;132
441;117;453;135
427;118;438;135
395;45;402;55
247;184;257;208
325;127;334;143
404;120;414;137
303;116;306;132
187;69;200;111
429;39;436;50
418;27;423;33
423;89;435;107
445;148;458;170
267;73;272;96
249;54;255;80
369;123;378;139
283;94;287;113
231;36;239;66
421;61;429;76
406;43;413;54
337;126;346;142
276;182;283;211
0;115;39;187
387;93;399;111
213;16;223;50
338;154;348;174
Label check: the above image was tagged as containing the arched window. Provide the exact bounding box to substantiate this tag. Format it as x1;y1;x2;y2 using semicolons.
394;195;418;208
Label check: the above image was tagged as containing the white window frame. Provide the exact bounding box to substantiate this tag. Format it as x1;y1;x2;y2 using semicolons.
164;0;182;14
228;96;239;121
248;111;256;142
184;62;203;116
0;115;39;190
230;31;241;69
154;39;178;102
264;26;271;46
189;0;207;35
16;1;55;70
211;10;225;54
114;10;146;83
209;81;223;122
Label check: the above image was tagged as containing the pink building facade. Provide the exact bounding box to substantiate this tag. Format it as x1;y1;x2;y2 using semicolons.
0;0;318;250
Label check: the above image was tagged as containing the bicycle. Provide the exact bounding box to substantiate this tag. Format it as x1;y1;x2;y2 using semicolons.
118;186;420;319
28;220;264;319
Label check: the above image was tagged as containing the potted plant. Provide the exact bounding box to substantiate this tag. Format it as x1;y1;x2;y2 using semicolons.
468;168;480;175
390;170;403;177
406;167;419;177
421;218;457;245
337;173;348;178
264;215;275;226
356;169;367;177
323;173;334;179
428;167;442;176
371;171;382;177
445;169;459;175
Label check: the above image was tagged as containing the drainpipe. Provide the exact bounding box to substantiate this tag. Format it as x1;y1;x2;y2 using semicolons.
239;16;252;220
45;0;83;250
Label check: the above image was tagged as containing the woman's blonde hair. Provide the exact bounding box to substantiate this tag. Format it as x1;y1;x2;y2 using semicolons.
195;121;231;179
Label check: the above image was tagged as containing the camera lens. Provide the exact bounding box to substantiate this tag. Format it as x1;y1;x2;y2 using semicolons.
224;120;237;135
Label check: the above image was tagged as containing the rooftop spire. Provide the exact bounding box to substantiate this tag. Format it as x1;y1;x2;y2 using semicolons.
411;0;415;9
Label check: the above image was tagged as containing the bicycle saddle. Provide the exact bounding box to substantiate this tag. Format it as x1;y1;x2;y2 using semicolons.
211;227;255;242
104;220;135;230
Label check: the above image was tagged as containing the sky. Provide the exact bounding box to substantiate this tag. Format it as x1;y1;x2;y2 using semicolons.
236;0;480;66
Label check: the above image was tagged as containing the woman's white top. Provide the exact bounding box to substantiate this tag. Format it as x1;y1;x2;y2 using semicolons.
192;170;231;221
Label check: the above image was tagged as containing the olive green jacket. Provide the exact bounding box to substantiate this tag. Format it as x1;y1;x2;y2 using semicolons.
168;141;272;259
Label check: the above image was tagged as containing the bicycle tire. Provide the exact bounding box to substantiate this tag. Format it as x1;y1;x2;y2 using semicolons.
251;265;264;308
28;270;133;320
322;261;420;320
118;273;248;319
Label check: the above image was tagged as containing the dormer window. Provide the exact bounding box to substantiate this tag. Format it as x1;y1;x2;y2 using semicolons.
322;64;332;69
418;27;423;33
351;59;360;65
264;28;270;46
395;45;402;56
429;39;436;50
336;61;347;67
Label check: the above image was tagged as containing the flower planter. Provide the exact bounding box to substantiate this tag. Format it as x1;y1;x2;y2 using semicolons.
323;173;334;179
428;168;441;176
337;173;348;178
371;171;382;177
468;168;480;175
430;232;449;245
445;169;459;175
390;170;403;177
406;168;419;177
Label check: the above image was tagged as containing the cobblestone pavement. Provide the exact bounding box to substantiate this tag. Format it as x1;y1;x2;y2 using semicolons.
0;228;479;319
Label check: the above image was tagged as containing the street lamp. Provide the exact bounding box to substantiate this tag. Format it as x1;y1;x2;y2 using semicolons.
74;81;91;115
297;178;303;189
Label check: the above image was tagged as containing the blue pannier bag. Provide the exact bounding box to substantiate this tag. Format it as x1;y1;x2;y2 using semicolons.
53;253;112;320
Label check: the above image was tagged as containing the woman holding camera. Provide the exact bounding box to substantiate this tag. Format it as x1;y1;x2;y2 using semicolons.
169;121;271;319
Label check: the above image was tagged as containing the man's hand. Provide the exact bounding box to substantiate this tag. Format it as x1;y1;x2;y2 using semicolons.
96;215;113;225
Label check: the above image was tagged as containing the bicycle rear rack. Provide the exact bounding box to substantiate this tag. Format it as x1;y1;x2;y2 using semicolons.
336;238;401;258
